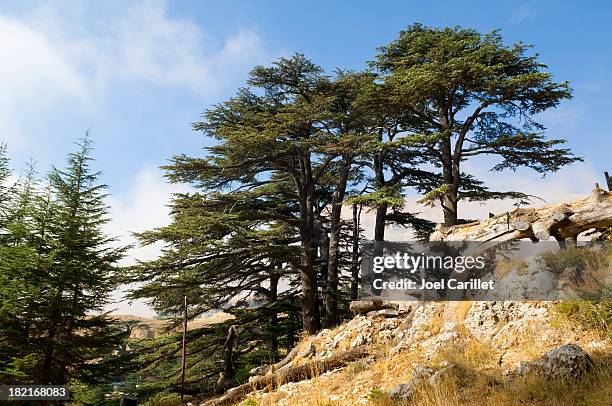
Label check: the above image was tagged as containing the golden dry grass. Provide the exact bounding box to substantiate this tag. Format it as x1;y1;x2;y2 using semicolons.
250;296;612;406
252;322;612;406
366;346;612;406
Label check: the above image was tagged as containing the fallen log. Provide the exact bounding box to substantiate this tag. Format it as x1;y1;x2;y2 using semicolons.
349;298;399;315
201;346;369;406
249;342;316;377
430;186;612;242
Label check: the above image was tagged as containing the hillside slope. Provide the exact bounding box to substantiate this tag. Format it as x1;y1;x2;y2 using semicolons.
210;301;610;406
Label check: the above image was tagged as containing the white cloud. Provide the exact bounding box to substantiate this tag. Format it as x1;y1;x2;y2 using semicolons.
0;14;88;147
509;4;537;24
0;0;273;316
103;165;192;316
105;165;192;265
0;0;270;148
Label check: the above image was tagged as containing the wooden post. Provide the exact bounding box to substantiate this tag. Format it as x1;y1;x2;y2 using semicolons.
180;295;187;405
605;171;612;192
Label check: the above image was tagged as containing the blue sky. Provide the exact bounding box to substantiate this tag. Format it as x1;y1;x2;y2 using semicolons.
1;0;610;314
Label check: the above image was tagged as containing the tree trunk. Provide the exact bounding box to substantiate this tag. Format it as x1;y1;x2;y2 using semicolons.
442;192;458;227
371;204;387;297
350;204;361;300
373;134;387;242
325;158;350;327
222;325;240;380
297;152;320;335
439;108;459;227
203;347;370;406
268;273;279;354
299;225;320;334
374;204;387;242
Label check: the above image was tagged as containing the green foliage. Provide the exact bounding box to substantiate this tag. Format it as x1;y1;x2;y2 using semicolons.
0;135;128;388
68;382;113;405
125;24;582;401
555;301;612;338
545;245;611;337
241;398;257;406
347;185;405;209
0;22;586;406
541;245;610;274
366;388;389;402
371;23;580;224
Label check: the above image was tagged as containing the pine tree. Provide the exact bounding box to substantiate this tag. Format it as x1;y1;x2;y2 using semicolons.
37;136;127;384
0;136;128;387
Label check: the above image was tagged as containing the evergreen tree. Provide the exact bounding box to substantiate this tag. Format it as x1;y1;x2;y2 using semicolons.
38;136;126;384
0;136;127;388
166;55;344;334
372;24;580;226
0;143;14;228
126;187;303;397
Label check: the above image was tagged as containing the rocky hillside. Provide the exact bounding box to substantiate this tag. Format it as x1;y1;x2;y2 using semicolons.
203;301;610;406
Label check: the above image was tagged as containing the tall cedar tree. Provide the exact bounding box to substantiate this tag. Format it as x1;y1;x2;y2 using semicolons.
348;77;438;243
126;185;304;397
167;55;347;334
373;24;581;226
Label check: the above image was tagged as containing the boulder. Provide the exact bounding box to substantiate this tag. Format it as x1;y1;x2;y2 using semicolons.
388;365;435;400
517;343;593;380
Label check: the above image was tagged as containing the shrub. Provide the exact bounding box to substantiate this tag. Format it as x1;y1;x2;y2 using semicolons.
555;300;612;338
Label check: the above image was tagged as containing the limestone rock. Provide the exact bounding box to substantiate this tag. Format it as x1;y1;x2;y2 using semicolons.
388;365;434;400
428;365;456;386
517;343;593;380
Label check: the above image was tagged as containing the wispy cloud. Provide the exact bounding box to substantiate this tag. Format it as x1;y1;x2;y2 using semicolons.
0;0;272;148
104;164;193;266
509;4;538;24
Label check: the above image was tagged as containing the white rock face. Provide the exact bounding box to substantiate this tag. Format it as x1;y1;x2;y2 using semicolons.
464;301;549;343
246;297;606;406
484;256;563;300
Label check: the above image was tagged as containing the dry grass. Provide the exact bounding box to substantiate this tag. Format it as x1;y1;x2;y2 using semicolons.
454;301;473;321
250;296;612;406
431;338;498;370
489;352;612;406
424;312;444;335
495;258;528;278
368;348;612;406
269;329;612;406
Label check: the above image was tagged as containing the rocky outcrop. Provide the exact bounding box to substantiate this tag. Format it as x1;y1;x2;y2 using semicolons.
205;300;608;405
463;301;549;343
349;299;399;315
388;365;435;400
517;343;593;380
